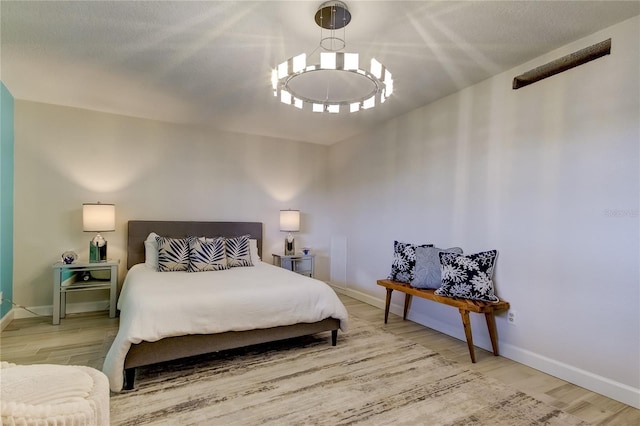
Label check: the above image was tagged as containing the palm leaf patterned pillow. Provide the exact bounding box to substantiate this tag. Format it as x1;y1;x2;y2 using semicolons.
435;250;499;302
156;236;190;272
226;235;253;268
188;237;227;272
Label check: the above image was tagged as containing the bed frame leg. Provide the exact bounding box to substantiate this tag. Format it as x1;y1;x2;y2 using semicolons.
124;368;136;390
331;329;337;346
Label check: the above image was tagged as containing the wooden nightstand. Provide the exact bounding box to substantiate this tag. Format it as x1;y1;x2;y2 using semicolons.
52;259;119;325
272;254;315;278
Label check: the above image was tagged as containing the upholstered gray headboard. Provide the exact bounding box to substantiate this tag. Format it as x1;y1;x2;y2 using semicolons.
127;221;263;269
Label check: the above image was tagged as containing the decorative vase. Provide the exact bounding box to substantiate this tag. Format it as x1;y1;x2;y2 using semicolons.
62;251;78;264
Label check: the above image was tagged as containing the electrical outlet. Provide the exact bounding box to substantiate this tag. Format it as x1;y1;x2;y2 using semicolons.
508;310;517;326
0;291;3;303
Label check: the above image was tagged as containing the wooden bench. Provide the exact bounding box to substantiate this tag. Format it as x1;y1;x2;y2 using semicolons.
377;279;510;363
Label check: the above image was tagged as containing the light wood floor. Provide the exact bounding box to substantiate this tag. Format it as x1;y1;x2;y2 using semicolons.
1;294;638;425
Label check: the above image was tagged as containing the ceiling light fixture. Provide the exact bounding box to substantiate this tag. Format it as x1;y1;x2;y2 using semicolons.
271;1;393;114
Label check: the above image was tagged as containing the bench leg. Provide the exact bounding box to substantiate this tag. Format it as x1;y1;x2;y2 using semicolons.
459;309;476;363
484;312;499;356
403;293;412;320
384;288;393;324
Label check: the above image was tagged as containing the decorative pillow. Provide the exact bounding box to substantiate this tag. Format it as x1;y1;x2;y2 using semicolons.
388;241;434;283
226;235;253;268
188;237;227;272
435;250;499;302
144;232;160;270
156;236;190;272
249;238;261;264
411;246;463;289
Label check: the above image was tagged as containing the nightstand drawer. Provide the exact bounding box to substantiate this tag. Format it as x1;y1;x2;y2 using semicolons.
272;254;315;278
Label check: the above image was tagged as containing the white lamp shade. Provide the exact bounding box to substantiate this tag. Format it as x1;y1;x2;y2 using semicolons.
279;210;300;232
83;203;115;232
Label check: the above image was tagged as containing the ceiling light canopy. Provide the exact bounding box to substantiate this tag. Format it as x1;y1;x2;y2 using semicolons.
271;1;393;114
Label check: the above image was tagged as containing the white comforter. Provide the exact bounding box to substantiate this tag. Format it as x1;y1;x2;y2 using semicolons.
102;261;348;391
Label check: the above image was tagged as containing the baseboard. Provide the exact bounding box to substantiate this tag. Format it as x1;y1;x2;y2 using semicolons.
0;309;15;331
336;286;640;409
11;301;111;320
329;283;386;310
499;343;640;409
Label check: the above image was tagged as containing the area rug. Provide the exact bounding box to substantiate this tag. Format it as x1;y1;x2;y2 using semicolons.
110;318;589;425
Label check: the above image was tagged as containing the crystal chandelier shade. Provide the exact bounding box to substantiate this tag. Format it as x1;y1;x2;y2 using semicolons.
271;1;393;114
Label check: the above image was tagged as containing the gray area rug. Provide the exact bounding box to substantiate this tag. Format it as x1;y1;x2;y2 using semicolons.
110;318;589;425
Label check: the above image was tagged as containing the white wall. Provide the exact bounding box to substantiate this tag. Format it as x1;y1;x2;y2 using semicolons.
14;101;331;310
328;17;639;407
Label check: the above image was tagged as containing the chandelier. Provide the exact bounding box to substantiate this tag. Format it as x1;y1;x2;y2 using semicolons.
271;1;393;113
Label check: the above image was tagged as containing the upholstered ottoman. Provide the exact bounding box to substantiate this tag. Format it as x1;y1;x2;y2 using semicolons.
1;362;110;426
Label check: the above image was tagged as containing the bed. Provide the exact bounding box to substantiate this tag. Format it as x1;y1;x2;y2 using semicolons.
102;221;348;392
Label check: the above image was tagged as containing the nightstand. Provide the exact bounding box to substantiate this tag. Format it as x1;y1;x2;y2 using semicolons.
52;259;119;325
272;253;315;278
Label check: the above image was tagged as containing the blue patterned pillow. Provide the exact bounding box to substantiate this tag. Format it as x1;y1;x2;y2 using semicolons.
411;246;463;289
226;235;253;268
388;241;434;283
188;237;227;272
156;237;190;272
435;250;499;302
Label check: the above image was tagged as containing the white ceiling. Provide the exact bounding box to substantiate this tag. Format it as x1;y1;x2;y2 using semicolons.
2;1;639;145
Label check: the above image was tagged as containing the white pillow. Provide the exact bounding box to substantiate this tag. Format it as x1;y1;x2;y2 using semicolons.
144;232;160;270
249;239;261;264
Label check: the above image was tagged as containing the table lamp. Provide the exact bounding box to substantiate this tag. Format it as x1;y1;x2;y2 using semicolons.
280;209;300;255
83;202;115;262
